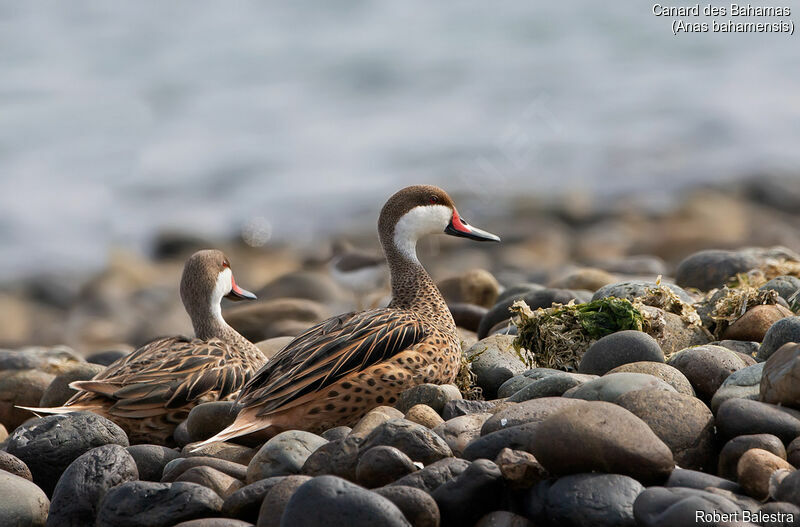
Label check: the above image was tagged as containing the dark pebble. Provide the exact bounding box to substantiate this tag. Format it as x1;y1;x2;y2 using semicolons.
6;412;129;495
359;419;452;465
162;456;247;482
544;473;643;527
96;481;223;527
475;511;533;527
667;345;745;400
718;434;785;481
280;475;410;527
665;468;740;493
675;250;759;291
257;475;311;527
356;446;417;488
442;399;502;420
222;477;285;524
579;330;663;375
126;444;181;481
172;520;254;527
186;401;238;442
47;444;139;527
389;458;471;493
321;426;351;442
758;316;800;361
463;423;540;461
86;350;130;366
632;486;742;527
716;399;800;443
592;280;693;303
373;485;440;527
431;459;505;527
301;435;361;481
449;303;488;333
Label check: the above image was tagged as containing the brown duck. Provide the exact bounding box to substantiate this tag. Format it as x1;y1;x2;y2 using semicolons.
196;185;500;447
22;250;267;444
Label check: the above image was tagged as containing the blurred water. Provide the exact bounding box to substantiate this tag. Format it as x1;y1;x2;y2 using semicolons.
0;1;798;277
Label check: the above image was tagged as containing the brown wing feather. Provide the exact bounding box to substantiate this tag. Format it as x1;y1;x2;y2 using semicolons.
65;336;253;418
238;308;428;416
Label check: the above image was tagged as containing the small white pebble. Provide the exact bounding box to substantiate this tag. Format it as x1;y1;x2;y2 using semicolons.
500;418;508;427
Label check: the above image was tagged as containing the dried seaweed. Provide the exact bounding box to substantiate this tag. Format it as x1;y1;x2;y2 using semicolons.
455;352;483;400
709;285;779;338
638;278;702;327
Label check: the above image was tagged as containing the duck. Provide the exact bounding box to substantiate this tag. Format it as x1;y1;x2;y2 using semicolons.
328;239;388;308
195;185;499;447
20;250;267;445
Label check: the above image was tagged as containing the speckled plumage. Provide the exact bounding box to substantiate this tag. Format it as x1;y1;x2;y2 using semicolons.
196;185;498;445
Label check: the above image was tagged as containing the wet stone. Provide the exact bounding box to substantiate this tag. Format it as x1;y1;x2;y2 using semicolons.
96;481;223;527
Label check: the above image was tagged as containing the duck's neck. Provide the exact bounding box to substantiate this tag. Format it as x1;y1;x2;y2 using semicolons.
381;237;454;328
189;304;260;354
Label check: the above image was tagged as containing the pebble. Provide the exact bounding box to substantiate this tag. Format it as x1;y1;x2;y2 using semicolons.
475;511;533;527
645;306;713;356
47;444;139;527
0;450;32;480
544;473;643;527
562;372;676;403
225;297;330;342
256;475;311;527
356;446;417;488
162;456;248;483
463;422;540;462
788;436;800;467
464;335;527;399
722;304;794;342
494;448;548;489
548;267;617;291
301;435;361;481
186;401;238;442
389;458;471;493
0;469;49;527
606;362;694;396
6;412;129;495
246;430;327;483
774;469;800;507
359;418;452;465
321;426;351;441
448;303;488;333
37;362;106;407
615;389;716;472
737;448;794;499
718;434;786;481
350;406;404;438
481;397;583;435
716;339;760;357
126;444;181;481
173;520;254;527
0;369;56;430
761;275;800;301
280;475;411;527
86;349;130;366
716;399;800;443
395;384;462;414
710;362;763;412
441;399;506;420
666;345;747;400
405;404;444;429
432;413;491;457
222;477;285;524
591;280;693;303
665;468;740;493
674;249;759;290
372;485;441;527
0;422;6;442
437;269;500;308
760;342;800;407
632;486;743;527
96;481;223;527
173;420;192;447
507;372;591;402
530;401;674;485
758;316;800;361
759;502;800;527
176;465;243;498
431;459;505;527
578;330;664;375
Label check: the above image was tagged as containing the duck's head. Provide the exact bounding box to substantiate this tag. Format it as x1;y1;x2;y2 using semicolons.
379;185;500;259
180;250;257;319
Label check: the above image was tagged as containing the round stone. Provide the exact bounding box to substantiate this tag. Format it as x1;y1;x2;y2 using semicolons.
737;448;794;500
6;412;129;495
667;345;747;400
562;372;676;403
544;473;643;527
301;436;361;481
721;304;794;342
758;316;800;361
395;384;462;415
675;250;759;291
359;418;452;465
0;369;56;431
481;397;584;435
96;481;223;527
186;401;238;442
38;363;106;407
760;343;800;407
579;330;664;375
162;456;248;483
389;458;471;493
464;335;527;399
281;475;410;526
710;362;763;412
404;404;444;429
373;485;441;527
0;450;32;481
607;362;694;396
48;444;139;527
256;475;311;527
126;444;182;481
432;413;490;457
175;466;243;498
430;459;505;526
507;372;592;402
530;401;674;485
0;470;49;527
718;434;785;481
246;430;327;483
633;486;742;527
716;399;800;443
615;389;715;471
221;477;285;524
761;275;800;301
356;446;417;488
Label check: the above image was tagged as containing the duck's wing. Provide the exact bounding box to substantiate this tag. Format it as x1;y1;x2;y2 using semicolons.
67;336;251;418
238;308;428;416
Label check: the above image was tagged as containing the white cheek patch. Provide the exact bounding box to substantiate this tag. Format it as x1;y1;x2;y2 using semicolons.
393;205;451;260
211;268;233;321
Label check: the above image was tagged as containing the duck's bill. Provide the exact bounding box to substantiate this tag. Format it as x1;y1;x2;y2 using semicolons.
226;279;258;301
445;211;501;242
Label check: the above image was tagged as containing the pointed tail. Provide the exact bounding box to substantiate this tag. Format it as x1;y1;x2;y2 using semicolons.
190;409;269;451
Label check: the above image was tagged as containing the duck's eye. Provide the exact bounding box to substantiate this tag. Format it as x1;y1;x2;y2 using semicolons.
429;195;439;204
222;260;230;268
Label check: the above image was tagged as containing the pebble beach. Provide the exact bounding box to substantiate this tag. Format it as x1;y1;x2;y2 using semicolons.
3;175;800;526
